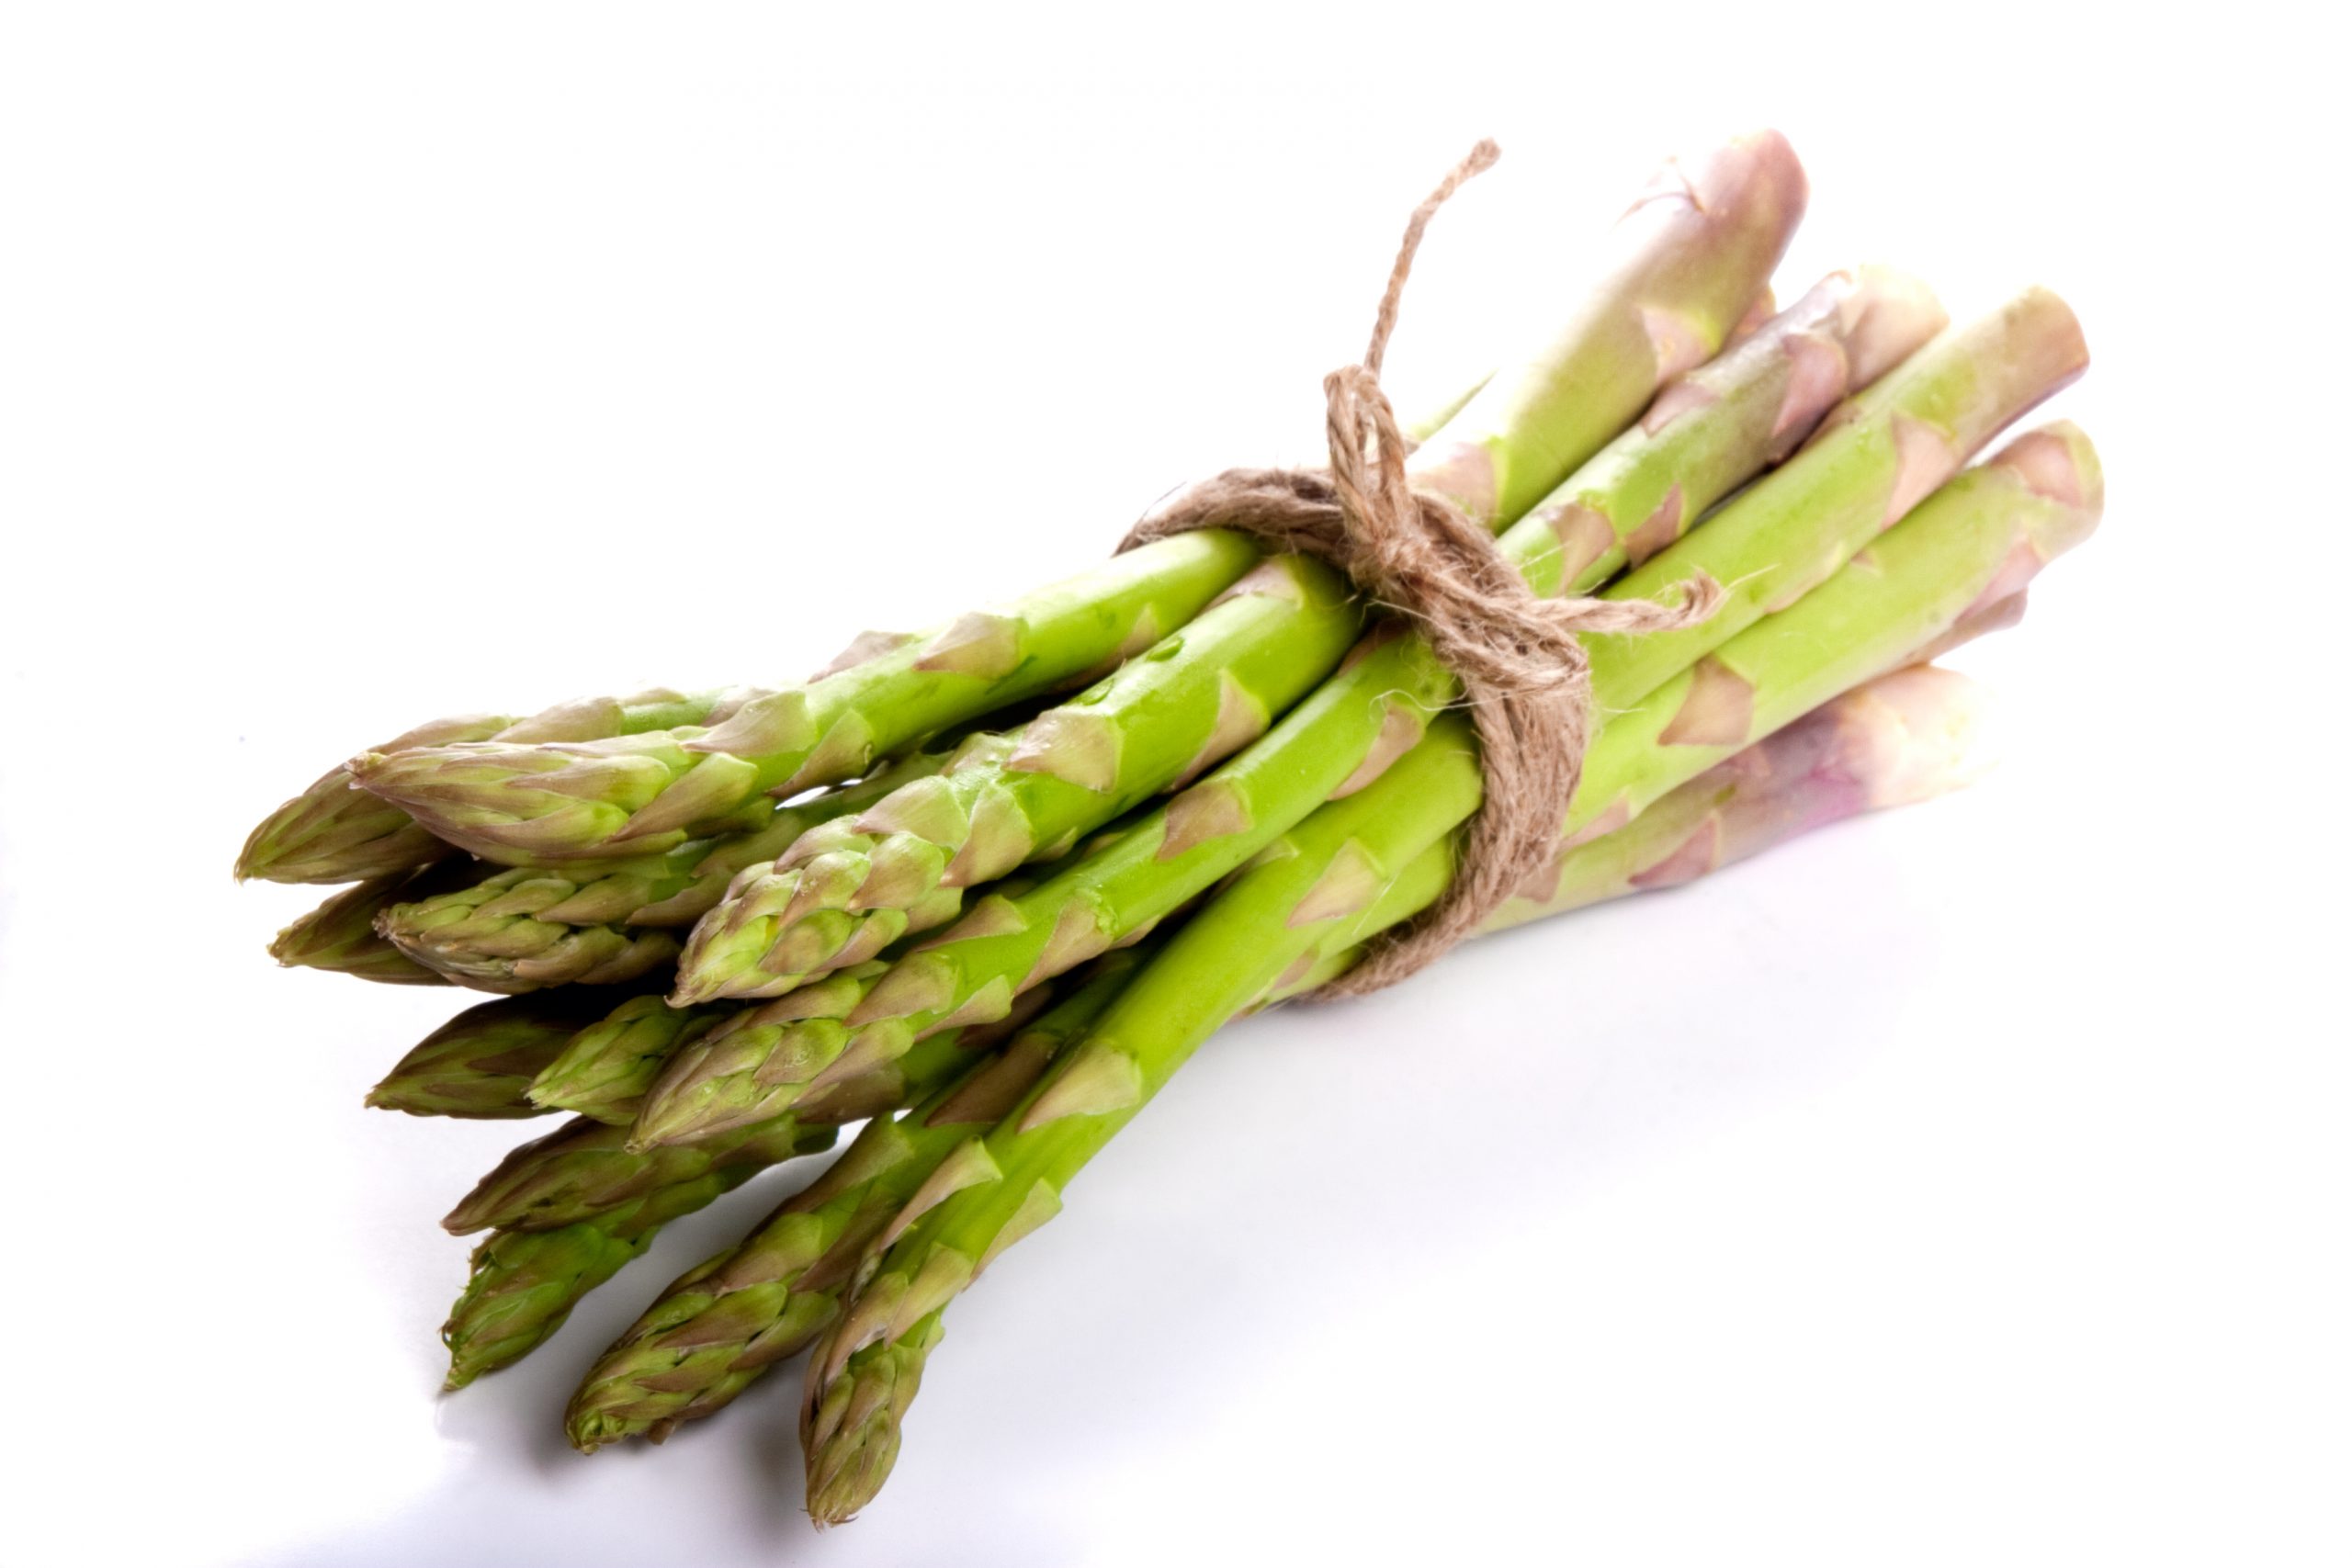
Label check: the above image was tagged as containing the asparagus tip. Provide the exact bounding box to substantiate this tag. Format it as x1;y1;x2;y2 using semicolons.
564;1412;628;1455
619;1090;717;1154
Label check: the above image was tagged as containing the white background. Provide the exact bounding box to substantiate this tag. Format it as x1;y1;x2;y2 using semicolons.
3;5;2343;1565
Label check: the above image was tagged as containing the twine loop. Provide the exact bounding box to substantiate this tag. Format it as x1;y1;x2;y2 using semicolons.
1121;141;1721;997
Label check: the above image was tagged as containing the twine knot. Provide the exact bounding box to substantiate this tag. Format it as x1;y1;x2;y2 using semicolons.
1122;141;1721;997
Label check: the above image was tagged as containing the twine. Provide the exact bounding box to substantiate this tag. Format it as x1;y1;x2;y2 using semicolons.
1121;141;1721;998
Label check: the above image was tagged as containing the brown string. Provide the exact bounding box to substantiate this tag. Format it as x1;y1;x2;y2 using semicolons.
1120;141;1722;998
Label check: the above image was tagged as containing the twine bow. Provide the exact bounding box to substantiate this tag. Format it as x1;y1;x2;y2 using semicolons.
1122;141;1721;997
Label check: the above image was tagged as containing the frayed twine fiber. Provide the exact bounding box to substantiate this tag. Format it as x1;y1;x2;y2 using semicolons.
1120;141;1721;998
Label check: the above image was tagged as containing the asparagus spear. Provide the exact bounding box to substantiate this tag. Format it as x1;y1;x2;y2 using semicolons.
375;745;961;993
356;536;1265;865
367;991;653;1119
797;423;2103;1520
563;955;1143;1450
524;995;733;1125
669;553;1365;1004
621;963;1062;1148
443;1111;840;1236
236;688;750;885
631;274;2007;1148
352;131;1806;868
266;864;461;986
530;895;1082;1130
670;265;1930;1008
441;1122;839;1389
239;715;509;886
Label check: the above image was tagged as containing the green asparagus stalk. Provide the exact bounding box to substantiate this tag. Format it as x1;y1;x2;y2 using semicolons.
630;268;1971;1146
236;688;750;885
267;861;481;985
352;132;1805;869
441;1122;838;1389
668;553;1365;1004
1253;655;2007;1008
1559;421;2094;839
1487;660;1999;921
797;423;2103;1521
1578;288;2085;711
375;745;963;993
562;954;1143;1450
367;991;656;1119
1400;131;1807;524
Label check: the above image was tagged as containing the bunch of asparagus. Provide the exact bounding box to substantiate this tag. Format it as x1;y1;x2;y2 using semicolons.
243;129;2099;1525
